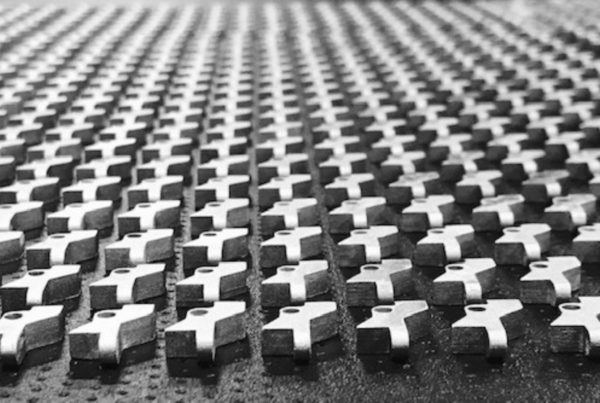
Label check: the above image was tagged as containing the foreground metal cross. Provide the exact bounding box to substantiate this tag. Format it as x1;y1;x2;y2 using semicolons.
356;300;429;359
550;297;600;357
262;301;338;361
451;300;524;359
166;301;246;362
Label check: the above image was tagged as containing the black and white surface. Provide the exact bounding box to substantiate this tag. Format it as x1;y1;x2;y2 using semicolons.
0;0;599;401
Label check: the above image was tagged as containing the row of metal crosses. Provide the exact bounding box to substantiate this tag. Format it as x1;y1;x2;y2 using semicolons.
0;0;598;377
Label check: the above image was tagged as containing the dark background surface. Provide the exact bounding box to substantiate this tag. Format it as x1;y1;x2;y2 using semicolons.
0;0;599;402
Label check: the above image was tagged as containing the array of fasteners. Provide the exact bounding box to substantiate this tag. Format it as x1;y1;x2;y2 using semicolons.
1;0;600;385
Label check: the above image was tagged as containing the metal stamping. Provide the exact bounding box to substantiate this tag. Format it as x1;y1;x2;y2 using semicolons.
386;172;440;205
573;224;600;263
0;157;15;186
127;176;183;208
117;200;181;237
379;151;426;183
260;227;322;269
337;226;399;267
153;122;200;143
550;297;600;357
195;175;250;209
260;198;319;236
205;121;251;141
429;134;472;162
544;132;584;161
526;115;564;141
75;156;132;182
0;265;81;312
0;201;44;237
400;195;454;232
0;125;42;146
196;155;249;184
46;201;113;236
259;119;302;139
520;257;581;305
314;136;361;161
357;104;402;124
369;135;417;163
256;136;304;162
199;137;247;163
494;224;551;266
182;228;249;273
136;156;192;184
60;110;105;131
432;258;496;305
451;299;524;358
309;105;351;127
356;301;429;359
84;139;137;162
191;199;249;237
27;139;82;162
105;229;174;271
588;175;600;199
486;133;529;161
413;225;475;267
329;197;386;234
455;171;503;204
259;106;302;127
566;149;600;180
26;230;97;270
501;150;546;182
0;140;26;164
543;194;596;231
324;173;376;207
440;151;485;182
521;170;570;203
166;301;246;362
318;153;368;184
261;260;329;307
458;102;496;129
16;156;73;186
90;264;166;310
261;301;338;361
62;177;122;205
257;154;309;184
0;305;65;366
346;259;412;306
208;109;253;128
364;119;408;143
158;109;203;127
258;174;312;208
69;304;156;365
0;178;60;209
176;262;247;307
141;138;193;162
472;195;525;232
414;116;458;142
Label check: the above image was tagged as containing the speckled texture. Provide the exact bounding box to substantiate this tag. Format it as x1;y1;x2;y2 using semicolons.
1;0;600;402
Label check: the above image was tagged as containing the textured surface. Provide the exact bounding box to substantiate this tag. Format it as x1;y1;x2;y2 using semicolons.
1;1;600;402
